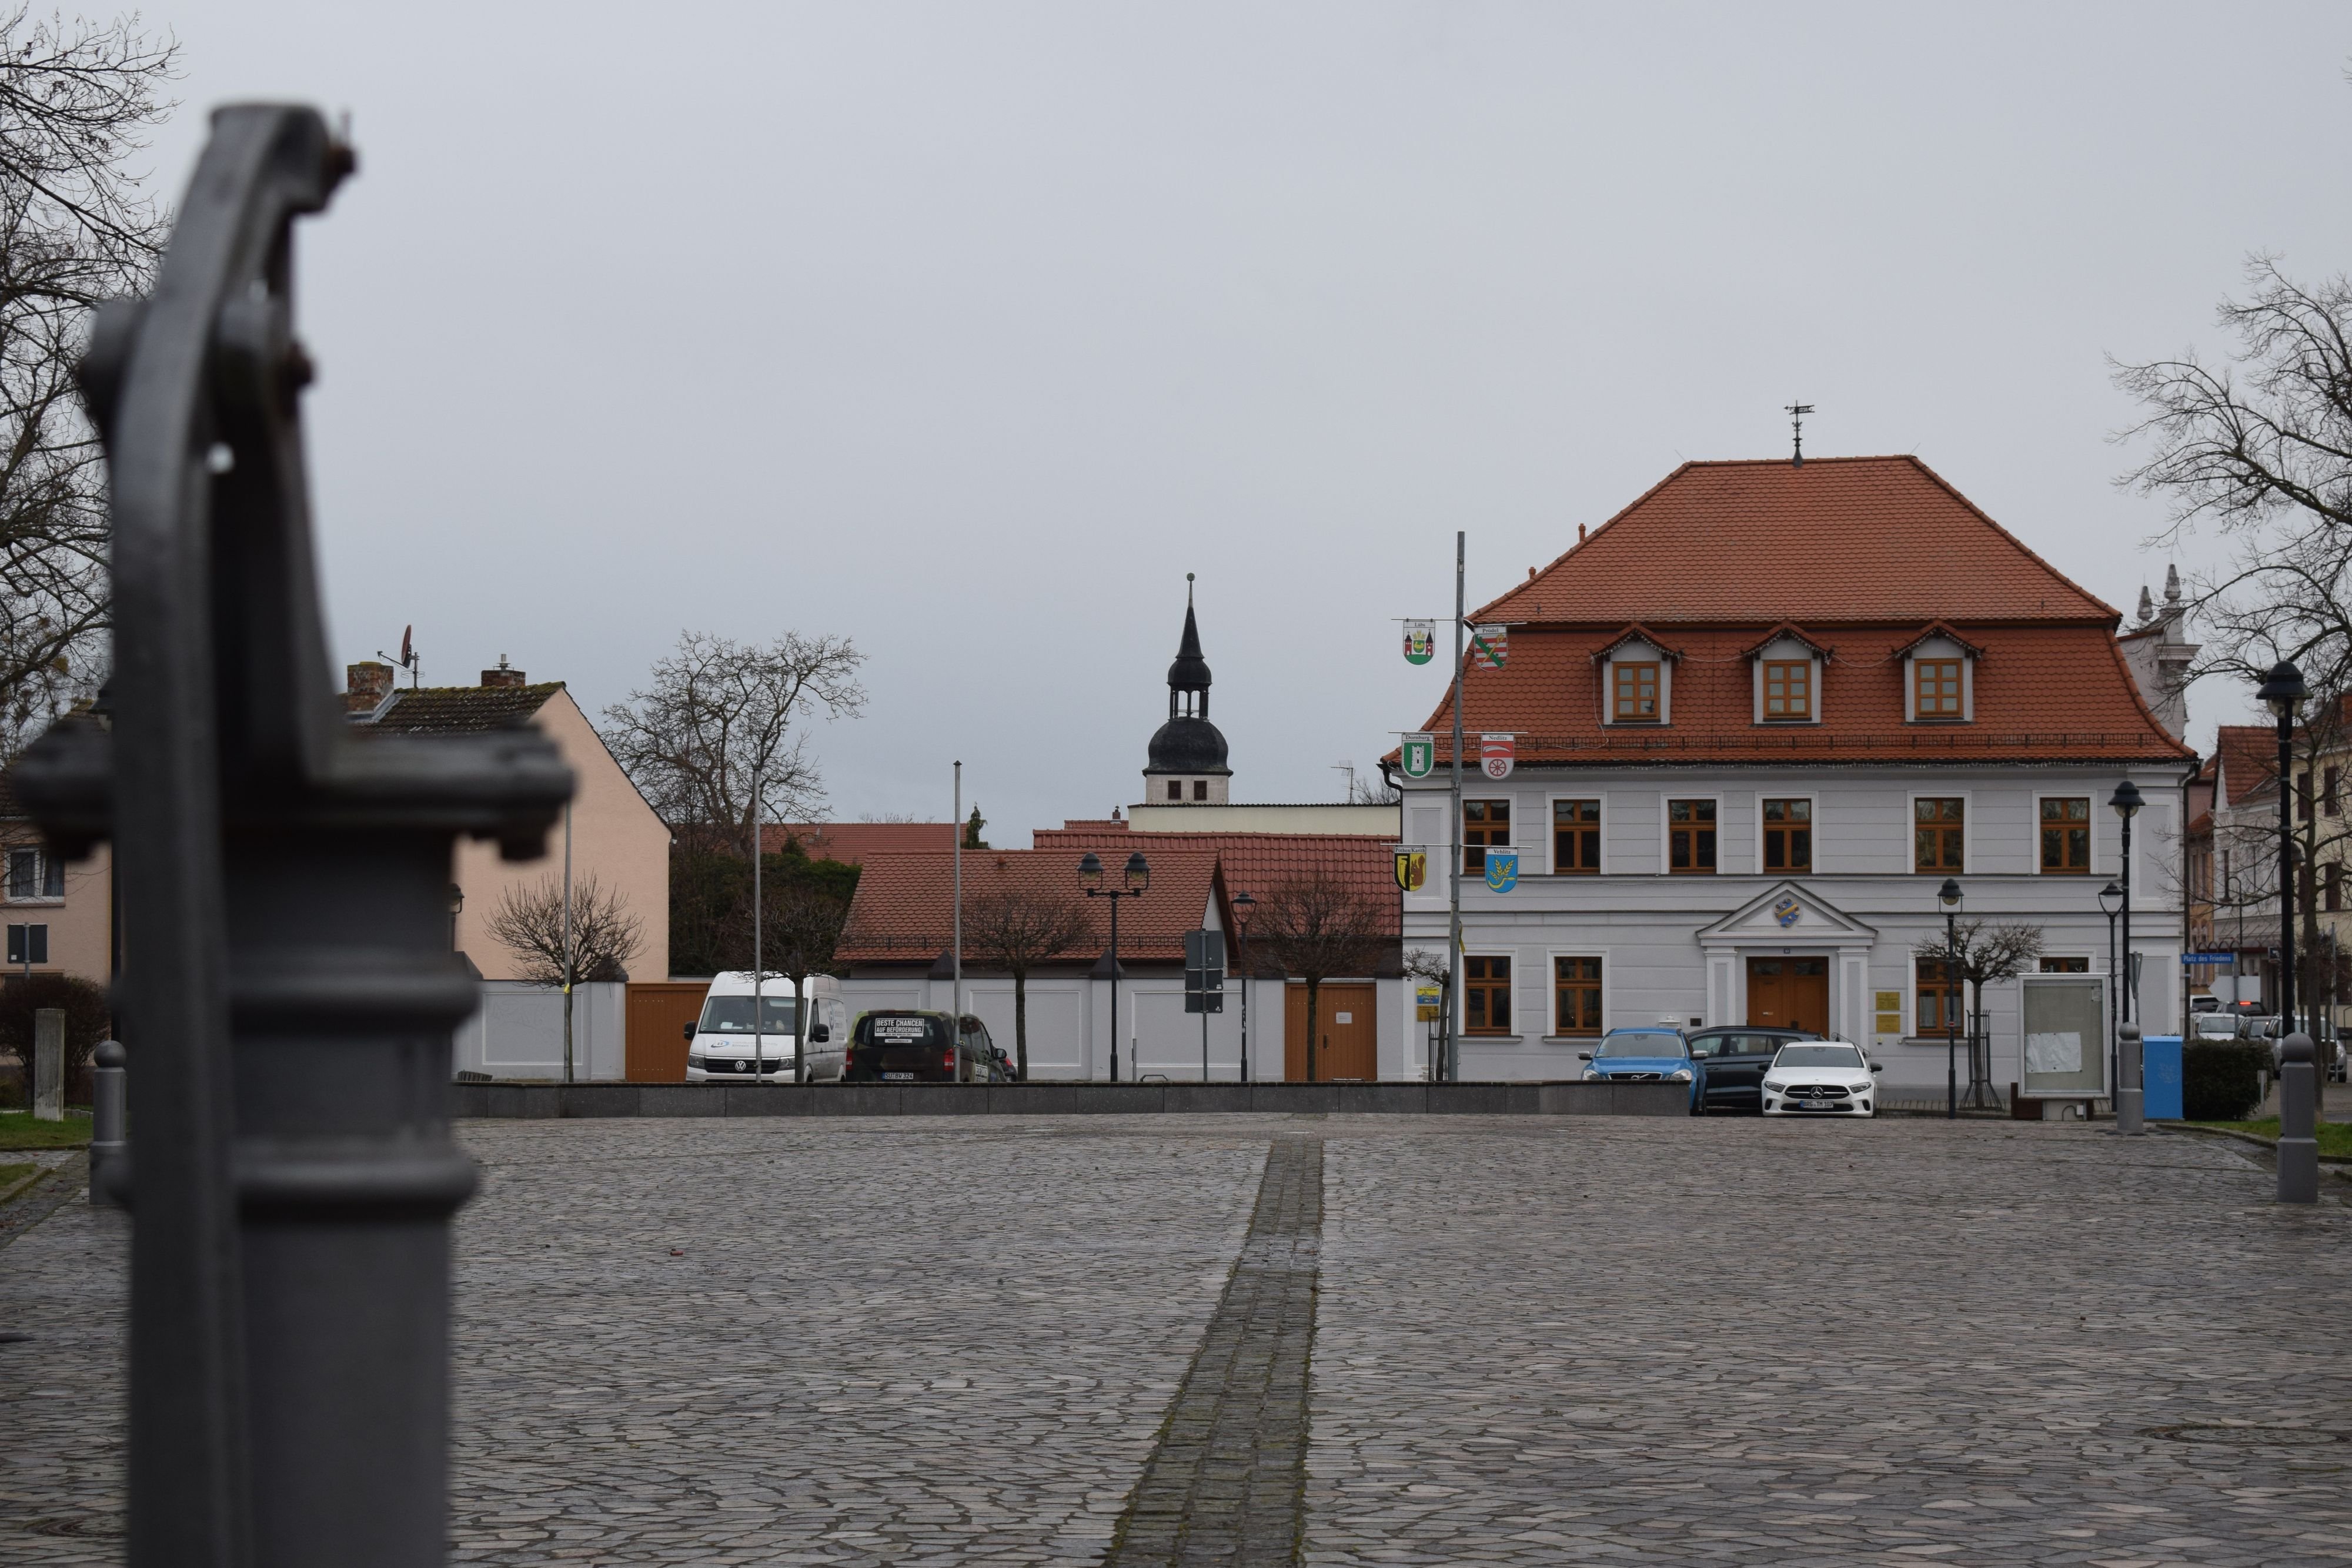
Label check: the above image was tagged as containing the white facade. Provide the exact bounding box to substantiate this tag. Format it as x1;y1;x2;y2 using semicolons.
452;980;628;1081
1402;765;2187;1096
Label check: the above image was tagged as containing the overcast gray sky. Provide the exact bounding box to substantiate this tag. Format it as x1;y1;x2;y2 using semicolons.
138;3;2352;840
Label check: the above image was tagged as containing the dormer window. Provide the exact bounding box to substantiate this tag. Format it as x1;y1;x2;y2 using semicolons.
1762;660;1811;720
1613;661;1660;721
1898;626;1980;724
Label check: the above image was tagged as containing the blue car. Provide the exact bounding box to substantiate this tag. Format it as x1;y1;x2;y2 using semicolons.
1578;1027;1699;1109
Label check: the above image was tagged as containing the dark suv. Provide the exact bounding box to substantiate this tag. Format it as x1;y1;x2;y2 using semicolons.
1688;1026;1817;1114
841;1010;1010;1084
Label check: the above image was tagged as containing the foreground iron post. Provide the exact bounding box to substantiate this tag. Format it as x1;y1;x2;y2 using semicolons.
2115;1021;2143;1136
89;1038;126;1206
2278;1032;2319;1203
16;105;570;1567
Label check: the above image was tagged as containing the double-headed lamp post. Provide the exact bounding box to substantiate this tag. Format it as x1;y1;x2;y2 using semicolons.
1231;890;1256;1084
1940;877;1962;1120
2258;658;2321;1202
2099;879;2123;1102
1079;850;1150;1082
2110;781;2144;1133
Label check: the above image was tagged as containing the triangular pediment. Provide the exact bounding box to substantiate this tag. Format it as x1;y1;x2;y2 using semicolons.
1698;882;1877;946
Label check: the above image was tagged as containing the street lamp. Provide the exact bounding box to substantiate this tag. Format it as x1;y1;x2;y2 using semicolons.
1940;877;1962;1121
2110;781;2145;1134
1231;890;1256;1084
2259;659;2307;1035
1080;850;1150;1081
2099;879;2123;1105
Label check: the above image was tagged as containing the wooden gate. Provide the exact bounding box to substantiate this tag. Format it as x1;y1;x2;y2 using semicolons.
625;981;711;1082
1285;981;1377;1081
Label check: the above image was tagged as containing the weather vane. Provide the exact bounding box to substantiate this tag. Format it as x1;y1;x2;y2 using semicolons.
1785;402;1814;468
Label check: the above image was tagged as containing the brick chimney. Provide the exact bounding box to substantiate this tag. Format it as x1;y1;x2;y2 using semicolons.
345;660;395;714
480;655;525;688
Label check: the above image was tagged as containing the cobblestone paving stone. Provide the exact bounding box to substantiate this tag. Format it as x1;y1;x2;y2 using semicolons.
4;1115;2350;1567
1307;1119;2352;1567
1107;1136;1321;1567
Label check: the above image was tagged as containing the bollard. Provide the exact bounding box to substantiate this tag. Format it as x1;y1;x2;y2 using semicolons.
2116;1021;2144;1136
89;1038;125;1206
12;106;571;1567
31;1006;62;1121
2278;1032;2320;1204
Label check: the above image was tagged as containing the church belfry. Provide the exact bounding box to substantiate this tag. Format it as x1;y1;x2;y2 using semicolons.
1144;575;1232;804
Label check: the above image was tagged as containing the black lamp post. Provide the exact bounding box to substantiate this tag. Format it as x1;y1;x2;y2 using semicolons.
1231;890;1256;1084
2259;660;2307;1036
1080;850;1150;1082
2099;878;2123;1101
2110;781;2145;1131
1940;877;1962;1119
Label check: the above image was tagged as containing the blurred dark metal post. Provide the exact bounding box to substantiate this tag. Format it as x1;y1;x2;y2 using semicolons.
15;105;570;1567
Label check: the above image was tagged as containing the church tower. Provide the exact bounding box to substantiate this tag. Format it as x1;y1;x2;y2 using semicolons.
1143;577;1232;804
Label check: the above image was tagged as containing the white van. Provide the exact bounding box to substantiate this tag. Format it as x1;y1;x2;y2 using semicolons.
684;972;849;1083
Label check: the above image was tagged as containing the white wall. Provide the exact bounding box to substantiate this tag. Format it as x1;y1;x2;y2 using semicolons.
452;980;627;1081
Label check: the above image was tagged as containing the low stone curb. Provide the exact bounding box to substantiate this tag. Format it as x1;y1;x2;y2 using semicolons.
447;1079;1693;1120
2161;1121;2352;1167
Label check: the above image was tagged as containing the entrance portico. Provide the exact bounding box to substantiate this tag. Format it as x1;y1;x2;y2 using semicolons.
1698;882;1878;1041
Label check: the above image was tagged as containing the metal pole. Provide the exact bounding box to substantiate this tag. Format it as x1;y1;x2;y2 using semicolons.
2280;711;2297;1043
1447;530;1464;1083
1109;892;1121;1082
953;760;963;1040
1946;905;1957;1120
562;801;574;1084
752;760;763;1081
2120;804;2137;1130
2106;907;2118;1106
1240;954;1249;1084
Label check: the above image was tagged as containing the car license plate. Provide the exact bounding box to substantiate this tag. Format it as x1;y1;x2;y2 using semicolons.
1802;1101;1833;1111
884;1071;916;1081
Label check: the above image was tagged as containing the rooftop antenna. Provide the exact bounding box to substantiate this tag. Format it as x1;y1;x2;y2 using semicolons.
376;624;420;688
1785;403;1814;469
1333;761;1357;801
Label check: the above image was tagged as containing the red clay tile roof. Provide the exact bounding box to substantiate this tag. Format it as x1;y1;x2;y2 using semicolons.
1036;828;1401;938
769;822;958;862
352;683;561;734
1400;457;2187;767
836;848;1224;964
2212;726;2280;807
1478;456;2115;626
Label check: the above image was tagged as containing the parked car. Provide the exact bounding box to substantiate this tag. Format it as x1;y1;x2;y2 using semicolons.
2189;994;2221;1014
683;972;848;1082
841;1009;1010;1084
1760;1041;1882;1118
2189;1012;2247;1043
2264;1022;2348;1082
1686;1026;1817;1115
1577;1027;1698;1108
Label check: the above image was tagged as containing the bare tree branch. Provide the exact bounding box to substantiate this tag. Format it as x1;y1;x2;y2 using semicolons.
1250;871;1391;1083
961;890;1090;1079
483;872;644;985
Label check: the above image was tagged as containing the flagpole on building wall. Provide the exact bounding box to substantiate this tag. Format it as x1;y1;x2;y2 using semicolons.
953;761;964;1042
751;760;763;1081
1448;530;1465;1083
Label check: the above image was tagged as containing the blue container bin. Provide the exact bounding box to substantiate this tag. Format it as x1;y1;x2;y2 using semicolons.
2143;1035;2183;1121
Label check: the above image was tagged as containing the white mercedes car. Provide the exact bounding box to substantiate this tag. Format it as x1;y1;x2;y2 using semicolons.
1760;1041;1882;1118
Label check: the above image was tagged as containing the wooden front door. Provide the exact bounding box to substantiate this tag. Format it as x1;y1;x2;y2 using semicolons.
1746;957;1829;1034
1285;982;1377;1081
625;981;711;1082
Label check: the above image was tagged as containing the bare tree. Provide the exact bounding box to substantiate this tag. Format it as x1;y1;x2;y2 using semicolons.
1915;918;2043;1107
603;630;866;856
0;10;178;760
963;889;1089;1079
760;875;850;1082
1401;947;1452;1081
1250;871;1391;1083
485;872;644;985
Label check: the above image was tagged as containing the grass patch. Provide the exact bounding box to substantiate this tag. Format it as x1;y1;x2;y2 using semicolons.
0;1109;91;1150
2185;1117;2352;1159
0;1159;36;1193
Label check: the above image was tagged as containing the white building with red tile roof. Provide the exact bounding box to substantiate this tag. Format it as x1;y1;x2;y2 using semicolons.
1398;454;2196;1101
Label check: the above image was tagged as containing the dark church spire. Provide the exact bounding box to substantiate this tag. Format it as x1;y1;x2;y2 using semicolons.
1167;572;1211;711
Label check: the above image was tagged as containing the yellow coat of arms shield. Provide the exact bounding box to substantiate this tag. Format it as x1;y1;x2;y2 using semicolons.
1394;850;1426;892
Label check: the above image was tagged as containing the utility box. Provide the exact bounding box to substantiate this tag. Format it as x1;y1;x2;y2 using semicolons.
2143;1034;2183;1121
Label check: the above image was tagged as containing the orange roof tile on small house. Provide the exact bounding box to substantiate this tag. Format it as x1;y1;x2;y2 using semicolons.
767;821;958;863
836;848;1226;967
1406;456;2190;769
2211;725;2281;808
1035;827;1402;938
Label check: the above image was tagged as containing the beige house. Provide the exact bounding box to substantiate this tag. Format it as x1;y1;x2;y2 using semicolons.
0;774;112;985
346;661;671;981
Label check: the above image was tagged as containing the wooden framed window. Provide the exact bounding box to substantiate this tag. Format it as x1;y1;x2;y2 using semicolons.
1612;660;1661;721
1463;800;1509;876
1762;660;1812;720
1760;798;1811;873
2038;956;2089;973
1667;798;1716;874
2327;766;2340;817
1916;957;1962;1034
2039;797;2090;874
2330;862;2344;914
2298;771;2314;821
1914;797;1964;873
1464;955;1512;1035
1553;956;1602;1035
1915;658;1963;719
1165;780;1182;800
1192;780;1208;801
1552;798;1601;874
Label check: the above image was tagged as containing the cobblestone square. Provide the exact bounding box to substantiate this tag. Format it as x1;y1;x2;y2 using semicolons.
4;1115;2350;1566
